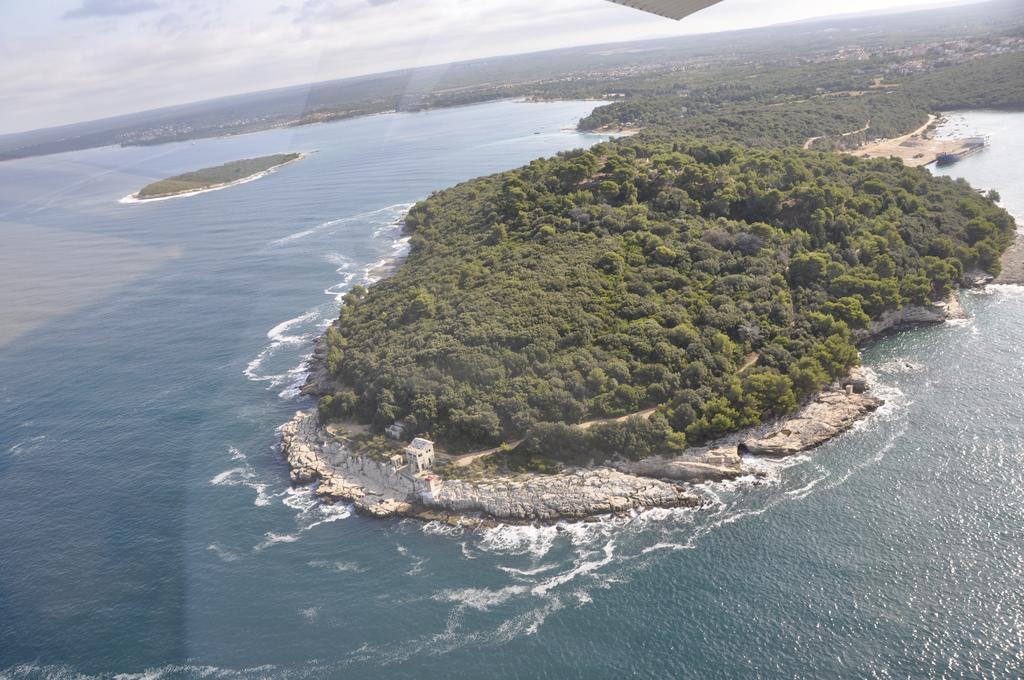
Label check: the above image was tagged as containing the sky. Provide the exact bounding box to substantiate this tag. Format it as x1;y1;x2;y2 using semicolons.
0;0;979;135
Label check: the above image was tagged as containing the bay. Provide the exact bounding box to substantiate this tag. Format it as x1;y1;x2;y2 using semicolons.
0;106;1022;679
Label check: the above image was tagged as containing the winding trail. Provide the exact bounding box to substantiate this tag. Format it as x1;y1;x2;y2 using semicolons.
803;120;871;150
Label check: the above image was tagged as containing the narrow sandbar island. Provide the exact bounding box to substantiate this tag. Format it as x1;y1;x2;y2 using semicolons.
125;152;307;202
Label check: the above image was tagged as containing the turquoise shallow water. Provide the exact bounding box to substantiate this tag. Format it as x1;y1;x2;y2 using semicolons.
1;104;1022;679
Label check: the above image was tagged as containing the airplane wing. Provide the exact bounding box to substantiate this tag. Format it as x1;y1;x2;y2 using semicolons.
605;0;724;20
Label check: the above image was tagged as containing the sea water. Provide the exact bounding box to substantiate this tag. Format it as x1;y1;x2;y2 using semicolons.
1;105;1022;678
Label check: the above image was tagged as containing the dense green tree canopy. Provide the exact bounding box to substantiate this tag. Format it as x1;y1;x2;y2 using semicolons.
318;138;1013;463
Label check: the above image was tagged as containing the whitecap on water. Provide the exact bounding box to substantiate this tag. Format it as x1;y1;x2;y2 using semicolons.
244;310;321;386
209;448;282;507
477;524;558;558
209;467;249;486
497;563;561;577
432;584;530;612
268;202;415;247
308;559;367;574
282;486;318;513
207;543;241;563
530;540;615;597
421;521;464;537
6;434;47;457
397;545;427;576
301;503;353;531
254;532;300;551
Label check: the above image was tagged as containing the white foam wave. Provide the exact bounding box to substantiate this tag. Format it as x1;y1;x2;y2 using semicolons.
855;369;908;424
302;503;353;531
421;521;465;537
244;311;320;386
276;355;313;400
282;486;318;513
6;434;46;457
209;457;278;507
268;202;414;246
4;662;282;679
267;310;319;344
988;283;1024;298
785;469;830;500
531;540;615;596
640;541;688;555
478;524;558;558
255;532;300;551
433;585;529;611
308;559;367;573
207;543;241;562
498;563;560;577
397;545;427;576
210;467;249;486
324;252;353;267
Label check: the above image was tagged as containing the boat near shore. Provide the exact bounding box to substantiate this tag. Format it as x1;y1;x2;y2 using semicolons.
936;136;988;166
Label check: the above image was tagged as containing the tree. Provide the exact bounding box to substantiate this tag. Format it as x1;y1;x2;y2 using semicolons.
743;370;797;418
788;357;829;400
788;252;830;288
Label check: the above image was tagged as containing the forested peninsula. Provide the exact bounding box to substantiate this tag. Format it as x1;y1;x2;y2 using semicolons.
315;140;1011;457
282;39;1021;523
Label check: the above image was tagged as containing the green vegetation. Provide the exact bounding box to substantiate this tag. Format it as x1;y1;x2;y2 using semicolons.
301;2;1023;470
317;139;1014;464
579;52;1024;151
135;153;301;199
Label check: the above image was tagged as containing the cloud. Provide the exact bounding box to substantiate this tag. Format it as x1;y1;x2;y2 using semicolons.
63;0;162;20
0;0;978;134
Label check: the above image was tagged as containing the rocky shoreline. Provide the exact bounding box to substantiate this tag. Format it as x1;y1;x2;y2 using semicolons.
995;233;1024;285
279;375;884;524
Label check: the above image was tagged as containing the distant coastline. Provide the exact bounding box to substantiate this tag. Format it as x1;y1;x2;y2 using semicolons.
120;152;309;204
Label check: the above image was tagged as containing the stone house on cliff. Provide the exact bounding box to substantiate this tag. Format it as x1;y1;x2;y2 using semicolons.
404;437;435;473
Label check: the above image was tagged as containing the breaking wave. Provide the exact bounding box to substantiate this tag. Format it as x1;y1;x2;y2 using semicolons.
268;203;413;247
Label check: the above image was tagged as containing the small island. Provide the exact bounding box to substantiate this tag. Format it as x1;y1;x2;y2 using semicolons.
129;153;304;201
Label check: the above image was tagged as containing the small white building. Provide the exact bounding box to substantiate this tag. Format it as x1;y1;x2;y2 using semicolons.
404;437;435;473
414;474;444;501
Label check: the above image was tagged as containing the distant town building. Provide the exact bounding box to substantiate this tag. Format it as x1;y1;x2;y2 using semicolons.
404;437;435;473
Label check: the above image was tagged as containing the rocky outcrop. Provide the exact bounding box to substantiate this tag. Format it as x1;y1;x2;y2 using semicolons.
280;380;885;522
738;389;882;457
299;326;342;398
279;411;417;503
995;233;1024;285
433;470;699;522
855;291;965;342
279;410;702;523
614;447;744;482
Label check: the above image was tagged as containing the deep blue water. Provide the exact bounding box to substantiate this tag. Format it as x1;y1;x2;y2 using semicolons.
1;104;1022;679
